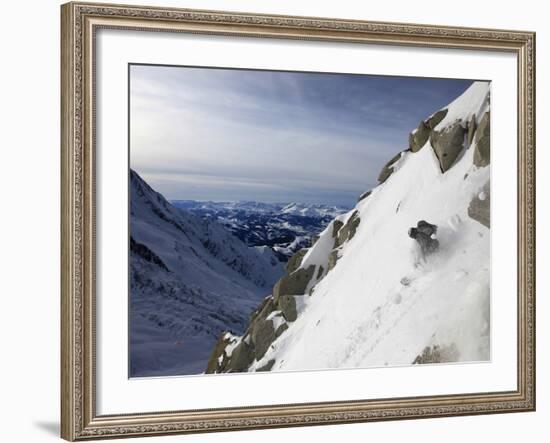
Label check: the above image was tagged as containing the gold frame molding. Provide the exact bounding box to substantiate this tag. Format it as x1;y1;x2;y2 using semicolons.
61;2;536;440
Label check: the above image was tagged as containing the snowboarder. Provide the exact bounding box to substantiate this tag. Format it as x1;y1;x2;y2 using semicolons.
408;220;439;259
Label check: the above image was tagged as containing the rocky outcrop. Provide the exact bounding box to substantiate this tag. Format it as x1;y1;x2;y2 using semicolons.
205;299;290;373
409;121;431;153
205;332;234;373
273;265;315;303
468;180;490;228
406;107;491;173
473;112;490;167
316;265;325;279
408;109;448;152
206;258;314;372
326;212;362;272
251;316;278;359
278;295;298;322
257;359;276;371
378;151;404;183
467;114;477;145
334;211;361;248
205;332;255;374
426;109;448;130
430;122;467;172
228;340;255;372
358;190;372;202
286;249;308;274
412;343;459;364
328;250;340;271
332;220;344;237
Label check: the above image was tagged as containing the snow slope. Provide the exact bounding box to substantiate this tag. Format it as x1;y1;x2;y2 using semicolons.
209;81;491;373
129;170;283;376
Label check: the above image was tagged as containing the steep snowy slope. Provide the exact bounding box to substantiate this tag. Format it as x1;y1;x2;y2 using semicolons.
207;81;491;374
129;170;283;376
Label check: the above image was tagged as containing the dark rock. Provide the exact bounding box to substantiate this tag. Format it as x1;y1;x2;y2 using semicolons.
358;190;372;202
426;109;448;130
473;112;490;167
251;318;276;360
257;359;276;372
430;122;467;172
205;332;232;374
286;249;308;274
335;211;361;248
467;114;477;145
332;220;344;238
413;344;459;364
378;151;403;183
272;265;316;303
275;321;288;337
228;340;255;372
409;121;431;152
316;265;325;280
249;296;275;324
468;180;490;228
251;312;289;359
278;295;298;322
328;250;340;271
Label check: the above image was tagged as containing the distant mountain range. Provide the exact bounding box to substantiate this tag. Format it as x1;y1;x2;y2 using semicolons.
170;200;350;261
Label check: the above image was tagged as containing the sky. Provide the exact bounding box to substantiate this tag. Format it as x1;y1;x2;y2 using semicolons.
130;64;473;207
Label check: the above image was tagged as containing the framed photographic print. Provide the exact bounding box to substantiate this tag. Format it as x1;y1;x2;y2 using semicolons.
60;1;536;440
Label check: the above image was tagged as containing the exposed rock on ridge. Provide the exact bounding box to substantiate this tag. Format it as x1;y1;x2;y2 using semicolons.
473;112;490;167
468;180;490;228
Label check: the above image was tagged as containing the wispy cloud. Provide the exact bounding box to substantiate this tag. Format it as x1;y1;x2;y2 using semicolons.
130;65;473;206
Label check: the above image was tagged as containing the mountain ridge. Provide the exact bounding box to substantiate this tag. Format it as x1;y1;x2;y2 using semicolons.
207;81;491;374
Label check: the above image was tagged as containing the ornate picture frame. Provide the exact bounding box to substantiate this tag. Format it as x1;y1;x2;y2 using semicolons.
61;2;535;440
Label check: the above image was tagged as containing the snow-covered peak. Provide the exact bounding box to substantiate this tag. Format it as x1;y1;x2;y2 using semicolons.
433;81;490;131
280;202;349;218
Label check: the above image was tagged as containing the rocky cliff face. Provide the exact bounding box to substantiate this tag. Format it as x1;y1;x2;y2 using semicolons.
206;81;491;374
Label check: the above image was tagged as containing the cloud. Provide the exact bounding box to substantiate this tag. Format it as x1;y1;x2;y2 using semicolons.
130;64;473;206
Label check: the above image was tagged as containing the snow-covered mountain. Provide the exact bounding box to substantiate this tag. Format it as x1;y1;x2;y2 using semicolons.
206;81;491;374
171;200;350;261
279;202;349;218
172;200;348;218
129;170;283;376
